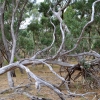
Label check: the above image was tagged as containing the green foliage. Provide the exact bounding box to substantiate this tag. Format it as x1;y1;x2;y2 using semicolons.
0;32;2;40
20;30;28;37
15;0;100;55
64;6;89;52
80;59;90;69
0;0;35;54
84;63;90;69
64;6;87;38
94;40;100;48
92;38;100;52
65;34;74;50
14;57;17;62
38;2;52;17
40;32;52;46
17;30;34;53
27;20;41;32
41;38;51;46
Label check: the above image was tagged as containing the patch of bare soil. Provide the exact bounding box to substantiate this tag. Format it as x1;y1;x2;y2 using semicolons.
0;65;100;100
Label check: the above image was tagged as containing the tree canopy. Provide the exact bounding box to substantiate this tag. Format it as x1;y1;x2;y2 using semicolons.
0;0;100;100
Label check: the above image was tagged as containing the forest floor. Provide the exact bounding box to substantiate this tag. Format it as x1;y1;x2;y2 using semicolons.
0;63;100;100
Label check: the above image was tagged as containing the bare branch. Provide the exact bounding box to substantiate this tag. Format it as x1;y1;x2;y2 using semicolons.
0;0;100;99
32;17;56;59
0;61;64;99
67;50;100;58
18;64;65;100
52;22;65;59
61;0;100;56
10;0;20;63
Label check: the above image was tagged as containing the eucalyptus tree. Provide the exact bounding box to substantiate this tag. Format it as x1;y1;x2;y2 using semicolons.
17;29;34;57
0;0;100;100
71;0;100;51
0;0;35;87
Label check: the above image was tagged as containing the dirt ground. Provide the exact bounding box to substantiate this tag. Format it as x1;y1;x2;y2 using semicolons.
0;64;100;100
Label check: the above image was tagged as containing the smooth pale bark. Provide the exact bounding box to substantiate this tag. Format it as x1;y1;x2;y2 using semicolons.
61;0;100;56
0;1;14;88
32;17;56;59
0;0;100;99
0;0;28;88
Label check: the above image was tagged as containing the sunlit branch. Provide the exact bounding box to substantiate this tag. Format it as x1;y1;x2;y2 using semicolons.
32;17;56;59
10;0;20;63
61;0;100;56
53;22;65;59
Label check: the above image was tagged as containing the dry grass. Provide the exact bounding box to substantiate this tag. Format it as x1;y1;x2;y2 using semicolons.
0;64;100;100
